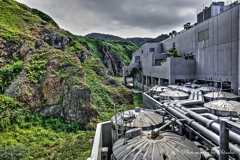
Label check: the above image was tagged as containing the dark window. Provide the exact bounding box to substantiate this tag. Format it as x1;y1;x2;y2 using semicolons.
155;59;164;66
198;31;204;42
198;29;209;42
143;76;146;85
173;42;176;48
142;50;143;53
149;48;155;52
135;56;140;63
204;29;209;40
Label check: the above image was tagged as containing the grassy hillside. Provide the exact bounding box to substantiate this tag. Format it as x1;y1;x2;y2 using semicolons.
86;32;169;46
67;31;138;64
0;0;141;159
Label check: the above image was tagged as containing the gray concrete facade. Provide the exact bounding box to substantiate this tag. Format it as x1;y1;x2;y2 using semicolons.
124;3;240;94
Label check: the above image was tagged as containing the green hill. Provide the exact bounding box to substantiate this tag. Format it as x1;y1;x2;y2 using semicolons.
86;32;169;46
0;0;140;159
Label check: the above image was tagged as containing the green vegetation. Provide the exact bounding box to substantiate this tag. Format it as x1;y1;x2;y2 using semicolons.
82;58;142;122
0;1;141;159
0;0;49;42
32;8;59;28
66;31;138;64
0;58;24;93
168;47;182;57
0;94;94;160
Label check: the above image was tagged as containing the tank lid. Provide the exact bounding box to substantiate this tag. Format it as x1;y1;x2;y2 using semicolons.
197;86;217;92
113;131;201;160
160;90;189;97
204;92;240;99
204;100;240;112
111;109;163;128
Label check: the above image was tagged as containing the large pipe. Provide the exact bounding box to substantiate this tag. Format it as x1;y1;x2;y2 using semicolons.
177;103;240;145
161;103;240;158
188;107;210;113
220;119;229;160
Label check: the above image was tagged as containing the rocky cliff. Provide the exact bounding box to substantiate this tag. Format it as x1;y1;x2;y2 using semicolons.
0;0;135;128
98;45;124;76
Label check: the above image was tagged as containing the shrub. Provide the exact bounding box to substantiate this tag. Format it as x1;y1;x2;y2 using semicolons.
0;60;24;93
0;144;29;160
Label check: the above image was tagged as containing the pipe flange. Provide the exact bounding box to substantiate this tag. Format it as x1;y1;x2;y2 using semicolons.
206;120;215;129
187;119;194;126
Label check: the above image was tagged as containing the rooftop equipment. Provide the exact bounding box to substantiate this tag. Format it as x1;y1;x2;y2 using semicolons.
204;91;240;101
196;86;218;94
111;106;163;144
112;129;201;160
160;90;189;100
204;100;240;117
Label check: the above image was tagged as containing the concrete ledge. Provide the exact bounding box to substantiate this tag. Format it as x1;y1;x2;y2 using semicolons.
90;121;111;160
143;91;162;110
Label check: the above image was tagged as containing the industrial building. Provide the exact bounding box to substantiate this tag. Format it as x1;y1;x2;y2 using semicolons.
123;0;240;95
88;1;240;160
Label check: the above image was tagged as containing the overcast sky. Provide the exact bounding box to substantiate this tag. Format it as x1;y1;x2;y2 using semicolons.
17;0;206;38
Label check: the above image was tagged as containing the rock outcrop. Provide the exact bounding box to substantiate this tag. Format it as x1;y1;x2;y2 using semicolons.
40;29;69;51
98;45;124;76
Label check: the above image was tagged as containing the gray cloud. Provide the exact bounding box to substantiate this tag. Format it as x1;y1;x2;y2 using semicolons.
17;0;206;38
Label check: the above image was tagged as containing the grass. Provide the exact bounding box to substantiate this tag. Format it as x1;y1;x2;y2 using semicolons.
0;94;95;160
0;58;24;94
82;58;142;123
66;31;139;64
0;1;141;159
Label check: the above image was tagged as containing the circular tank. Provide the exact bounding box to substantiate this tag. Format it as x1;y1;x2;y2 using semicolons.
168;85;179;90
151;86;171;100
160;90;189;100
113;130;201;160
111;108;163;144
204;100;240;117
196;86;218;94
204;91;240;101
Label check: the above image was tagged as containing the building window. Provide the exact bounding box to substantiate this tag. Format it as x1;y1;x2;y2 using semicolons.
149;48;155;52
198;29;209;42
155;59;164;66
198;31;204;42
142;50;143;53
173;42;176;48
204;29;209;40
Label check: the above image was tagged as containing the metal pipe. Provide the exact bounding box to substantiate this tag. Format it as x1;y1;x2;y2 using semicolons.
176;120;184;135
120;104;127;138
114;103;119;140
151;120;173;139
188;107;210;113
162;103;240;158
177;104;240;145
220;119;229;160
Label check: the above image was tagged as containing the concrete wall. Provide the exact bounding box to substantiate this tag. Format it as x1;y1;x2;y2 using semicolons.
161;4;240;94
90;121;112;160
143;92;159;109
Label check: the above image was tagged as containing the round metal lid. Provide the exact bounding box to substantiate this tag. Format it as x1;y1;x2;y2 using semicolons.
151;86;169;92
111;109;163;128
113;131;201;160
197;86;217;92
204;92;240;99
204;100;240;112
168;85;179;89
160;90;189;98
